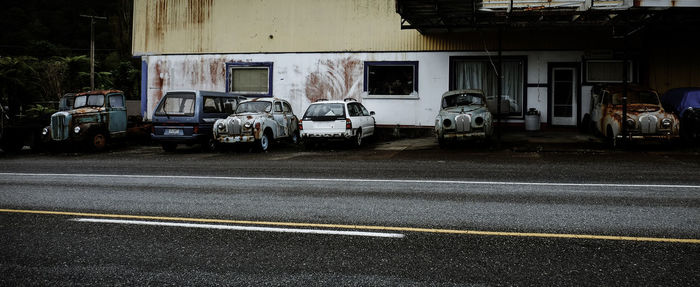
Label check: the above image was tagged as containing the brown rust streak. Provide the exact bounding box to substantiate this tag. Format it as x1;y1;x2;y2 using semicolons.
305;57;362;102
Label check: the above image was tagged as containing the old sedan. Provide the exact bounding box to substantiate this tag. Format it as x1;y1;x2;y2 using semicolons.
213;98;299;152
434;90;493;147
661;87;700;142
583;85;679;148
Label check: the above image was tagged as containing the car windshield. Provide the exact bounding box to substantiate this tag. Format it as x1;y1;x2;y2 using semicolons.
304;103;345;118
611;91;660;105
73;94;104;108
236;101;271;113
442;93;484;108
155;92;196;116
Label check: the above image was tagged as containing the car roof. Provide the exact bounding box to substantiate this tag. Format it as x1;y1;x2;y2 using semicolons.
240;97;285;103
309;100;347;105
76;90;123;96
441;89;484;98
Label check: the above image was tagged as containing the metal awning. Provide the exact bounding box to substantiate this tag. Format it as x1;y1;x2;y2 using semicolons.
395;0;700;35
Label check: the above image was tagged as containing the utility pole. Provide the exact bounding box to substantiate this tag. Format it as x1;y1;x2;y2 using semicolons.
80;15;107;91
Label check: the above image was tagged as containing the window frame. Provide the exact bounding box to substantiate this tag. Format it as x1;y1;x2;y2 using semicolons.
449;56;528;118
583;59;635;84
363;61;419;99
225;62;274;97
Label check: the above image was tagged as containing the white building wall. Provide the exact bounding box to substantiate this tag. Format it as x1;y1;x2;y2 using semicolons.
143;51;587;127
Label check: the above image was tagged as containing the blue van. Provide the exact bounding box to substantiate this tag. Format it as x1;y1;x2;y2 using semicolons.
151;90;245;151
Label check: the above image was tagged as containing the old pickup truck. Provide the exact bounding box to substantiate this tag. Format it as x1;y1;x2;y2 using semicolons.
42;90;128;151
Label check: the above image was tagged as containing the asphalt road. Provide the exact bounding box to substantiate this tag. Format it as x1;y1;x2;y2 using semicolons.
1;142;699;285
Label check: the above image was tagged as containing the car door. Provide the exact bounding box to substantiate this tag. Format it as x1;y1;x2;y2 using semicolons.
347;103;364;134
358;103;374;135
107;93;127;135
282;101;297;135
591;91;605;133
272;101;287;137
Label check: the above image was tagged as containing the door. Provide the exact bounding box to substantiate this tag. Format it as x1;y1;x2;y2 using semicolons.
551;67;578;126
272;101;287;137
107;94;127;135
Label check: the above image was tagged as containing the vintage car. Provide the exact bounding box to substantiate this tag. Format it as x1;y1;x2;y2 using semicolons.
661;87;700;142
151;90;245;151
583;85;679;147
213;98;299;151
299;99;375;148
42;90;127;151
434;89;493;146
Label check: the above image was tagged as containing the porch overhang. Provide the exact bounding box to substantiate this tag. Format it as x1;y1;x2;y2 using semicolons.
395;0;700;36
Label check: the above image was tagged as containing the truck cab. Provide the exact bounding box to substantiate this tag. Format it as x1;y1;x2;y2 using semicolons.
43;90;127;151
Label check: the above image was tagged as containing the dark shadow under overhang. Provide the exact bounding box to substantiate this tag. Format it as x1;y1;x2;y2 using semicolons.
395;0;700;37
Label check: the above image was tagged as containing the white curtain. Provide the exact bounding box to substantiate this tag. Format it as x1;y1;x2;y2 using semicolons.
454;59;523;115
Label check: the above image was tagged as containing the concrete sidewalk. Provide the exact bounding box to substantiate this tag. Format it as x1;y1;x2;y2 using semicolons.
373;129;605;152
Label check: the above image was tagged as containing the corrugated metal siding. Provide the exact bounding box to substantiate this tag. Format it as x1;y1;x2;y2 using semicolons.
133;0;499;55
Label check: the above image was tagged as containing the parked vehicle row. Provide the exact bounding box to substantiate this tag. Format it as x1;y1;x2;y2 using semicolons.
22;85;698;154
149;90;377;152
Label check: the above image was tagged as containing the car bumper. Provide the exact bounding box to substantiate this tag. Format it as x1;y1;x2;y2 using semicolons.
616;132;679;142
217;134;257;144
442;131;487;139
301;130;353;139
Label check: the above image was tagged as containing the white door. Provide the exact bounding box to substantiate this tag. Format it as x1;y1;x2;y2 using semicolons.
551;67;577;126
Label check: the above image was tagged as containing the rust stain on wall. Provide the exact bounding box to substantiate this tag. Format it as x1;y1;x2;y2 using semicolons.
305;57;363;102
151;0;213;52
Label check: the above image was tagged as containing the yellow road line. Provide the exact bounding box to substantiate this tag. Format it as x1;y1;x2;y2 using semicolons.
1;208;698;244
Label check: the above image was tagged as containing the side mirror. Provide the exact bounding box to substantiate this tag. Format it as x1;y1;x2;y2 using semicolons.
224;102;234;114
370;111;375;116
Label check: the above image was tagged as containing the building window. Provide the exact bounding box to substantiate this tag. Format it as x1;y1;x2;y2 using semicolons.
225;62;273;97
450;56;526;117
364;61;418;97
584;60;634;83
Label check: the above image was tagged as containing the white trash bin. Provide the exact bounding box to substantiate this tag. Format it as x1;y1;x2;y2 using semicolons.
525;108;540;131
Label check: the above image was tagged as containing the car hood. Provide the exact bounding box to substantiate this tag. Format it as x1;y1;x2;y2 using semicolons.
440;105;488;115
227;112;268;121
67;107;104;115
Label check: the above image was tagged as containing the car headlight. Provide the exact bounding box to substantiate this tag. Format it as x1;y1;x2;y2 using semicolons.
244;122;252;128
626;119;636;129
443;119;451;127
661;118;672;128
474;116;484;126
74;126;81;134
216;122;225;130
42;127;49;135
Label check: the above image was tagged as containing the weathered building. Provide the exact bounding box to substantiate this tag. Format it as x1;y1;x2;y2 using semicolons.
132;0;700;130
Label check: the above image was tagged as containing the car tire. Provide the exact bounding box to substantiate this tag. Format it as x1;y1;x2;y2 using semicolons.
255;130;271;152
161;142;177;152
90;132;108;152
606;126;617;150
203;137;219;152
580;114;591;133
353;129;362;147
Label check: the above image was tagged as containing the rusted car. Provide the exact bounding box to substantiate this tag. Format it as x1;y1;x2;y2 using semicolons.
434;89;493;147
42;90;127;151
661;87;700;142
213;98;299;151
583;85;679;148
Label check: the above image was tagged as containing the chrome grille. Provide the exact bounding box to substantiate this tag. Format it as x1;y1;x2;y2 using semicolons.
50;113;68;140
639;115;658;134
227;118;242;135
455;114;471;132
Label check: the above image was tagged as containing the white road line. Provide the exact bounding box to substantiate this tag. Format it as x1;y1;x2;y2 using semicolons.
1;172;699;189
71;218;405;238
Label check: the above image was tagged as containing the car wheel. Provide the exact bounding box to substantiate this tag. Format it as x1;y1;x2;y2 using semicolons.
203;137;219;152
580;114;591;133
90;132;107;152
161;142;177;152
291;130;300;145
256;131;270;152
606;126;617;149
353;129;363;147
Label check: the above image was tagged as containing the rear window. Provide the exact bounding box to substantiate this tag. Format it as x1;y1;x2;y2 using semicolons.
155;93;196;116
303;103;346;120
